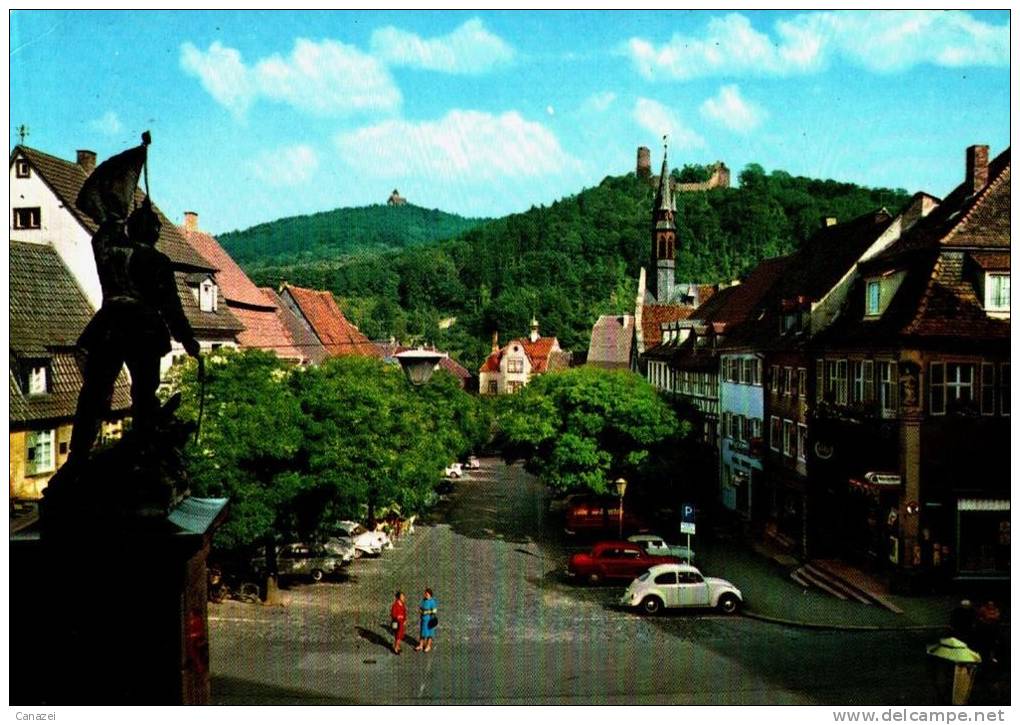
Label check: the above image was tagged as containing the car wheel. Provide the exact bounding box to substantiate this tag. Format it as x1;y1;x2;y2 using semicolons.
640;596;663;615
310;569;324;583
587;573;600;586
717;594;739;614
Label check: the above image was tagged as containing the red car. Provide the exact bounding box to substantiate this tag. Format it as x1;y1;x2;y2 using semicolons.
567;541;683;585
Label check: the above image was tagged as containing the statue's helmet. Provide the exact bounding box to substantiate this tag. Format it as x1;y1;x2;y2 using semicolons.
128;197;162;246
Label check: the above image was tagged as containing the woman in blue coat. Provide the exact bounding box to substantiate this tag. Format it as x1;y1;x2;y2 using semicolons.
415;588;438;652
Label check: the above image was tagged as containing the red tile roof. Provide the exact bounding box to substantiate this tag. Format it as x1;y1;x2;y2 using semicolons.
230;298;307;362
181;226;268;308
282;284;381;358
641;304;693;349
479;336;564;374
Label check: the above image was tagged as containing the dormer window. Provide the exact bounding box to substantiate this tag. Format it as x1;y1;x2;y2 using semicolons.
15;159;30;178
199;279;218;312
866;280;881;316
28;365;48;395
985;273;1010;313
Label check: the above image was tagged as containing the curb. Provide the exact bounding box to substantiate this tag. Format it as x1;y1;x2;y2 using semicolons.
741;609;946;632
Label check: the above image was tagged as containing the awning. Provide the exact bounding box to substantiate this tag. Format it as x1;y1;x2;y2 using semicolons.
958;499;1010;512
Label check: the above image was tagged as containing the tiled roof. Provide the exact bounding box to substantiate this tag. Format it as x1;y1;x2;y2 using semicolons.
479;336;563;374
281;284;381;358
230;301;307;363
9;240;129;423
587;314;634;369
13;146;214;270
181;226;268;307
261;288;329;365
174;272;244;336
708;256;793;326
969;251;1010;271
641;304;693;349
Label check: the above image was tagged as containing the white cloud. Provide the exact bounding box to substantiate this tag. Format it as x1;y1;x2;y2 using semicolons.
89;111;122;136
625;10;1008;80
582;91;617;113
248;145;319;187
370;18;514;74
632;98;704;150
700;85;765;134
334;110;580;181
181;39;400;117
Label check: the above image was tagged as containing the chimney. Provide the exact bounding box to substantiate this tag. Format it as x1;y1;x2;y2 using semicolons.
966;144;989;194
183;211;199;232
824;217;838;227
530;317;540;343
899;193;939;231
636;146;651;179
76;150;96;174
491;331;499;354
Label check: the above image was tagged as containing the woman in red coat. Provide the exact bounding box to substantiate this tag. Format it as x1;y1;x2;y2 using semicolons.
390;591;408;654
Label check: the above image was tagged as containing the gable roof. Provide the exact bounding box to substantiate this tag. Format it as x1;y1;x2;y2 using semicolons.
10;240;130;423
181;226;269;308
280;284;381;358
587;314;634;369
260;288;329;364
641;304;693;349
12;145;214;271
480;335;565;374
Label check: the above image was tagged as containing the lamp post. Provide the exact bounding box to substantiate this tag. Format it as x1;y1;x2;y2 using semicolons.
395;348;446;386
614;478;628;538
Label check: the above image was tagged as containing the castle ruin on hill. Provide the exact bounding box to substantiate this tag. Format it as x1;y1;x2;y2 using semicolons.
636;145;730;192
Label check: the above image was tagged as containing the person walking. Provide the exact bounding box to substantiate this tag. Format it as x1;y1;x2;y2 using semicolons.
975;599;1002;664
415;588;438;653
390;591;407;654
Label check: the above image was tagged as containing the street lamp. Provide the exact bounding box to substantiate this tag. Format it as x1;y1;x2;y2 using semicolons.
614;478;628;538
395;348;447;386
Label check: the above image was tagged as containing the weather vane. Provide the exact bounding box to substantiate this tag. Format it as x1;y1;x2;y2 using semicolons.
17;124;29;145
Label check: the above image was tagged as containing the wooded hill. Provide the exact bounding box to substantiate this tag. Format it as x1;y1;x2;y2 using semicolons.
219;203;487;268
232;165;912;372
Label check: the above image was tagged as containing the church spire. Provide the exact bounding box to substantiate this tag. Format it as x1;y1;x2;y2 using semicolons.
649;135;677;303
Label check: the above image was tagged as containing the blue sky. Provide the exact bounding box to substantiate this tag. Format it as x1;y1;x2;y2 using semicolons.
10;10;1011;234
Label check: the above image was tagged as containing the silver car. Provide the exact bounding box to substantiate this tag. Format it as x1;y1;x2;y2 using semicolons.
627;534;694;562
252;542;348;583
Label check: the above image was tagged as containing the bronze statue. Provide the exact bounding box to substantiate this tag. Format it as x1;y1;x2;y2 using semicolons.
66;133;201;465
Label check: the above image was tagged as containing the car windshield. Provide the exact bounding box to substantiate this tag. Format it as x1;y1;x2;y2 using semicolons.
638;571;651;582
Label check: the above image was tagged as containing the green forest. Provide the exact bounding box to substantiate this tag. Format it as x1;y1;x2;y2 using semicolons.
219;203;487;268
232;164;911;372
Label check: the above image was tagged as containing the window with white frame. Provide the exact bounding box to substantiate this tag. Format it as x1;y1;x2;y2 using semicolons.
866;280;881;316
507;358;524;374
15;159;30;178
769;365;778;393
929;362;975;415
797;368;807;398
816;360;824;402
985;274;1010;312
863;360;875;403
835;360;848;405
851;361;865;403
13;207;40;230
750;417;762;441
784;367;793;397
199;279;218;312
753;358;762;386
769;416;781;451
981;363;996;415
782;420;794;457
825;360;838;401
878;361;897;413
734;414;745;442
742;358;753;385
26;429;55;475
797;423;808;461
27;365;48;395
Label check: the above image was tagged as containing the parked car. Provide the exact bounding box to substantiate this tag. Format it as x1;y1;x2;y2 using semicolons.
445;462;464;478
564;497;648;536
567;540;683;585
464;455;481;470
251;542;347;584
335;520;387;556
620;563;742;615
322;537;357;563
627;534;694;562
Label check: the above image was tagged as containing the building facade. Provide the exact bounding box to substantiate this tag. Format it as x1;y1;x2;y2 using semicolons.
479;319;568;395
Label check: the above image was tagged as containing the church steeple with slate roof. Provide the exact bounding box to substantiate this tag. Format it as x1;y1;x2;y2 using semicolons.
649;136;677;303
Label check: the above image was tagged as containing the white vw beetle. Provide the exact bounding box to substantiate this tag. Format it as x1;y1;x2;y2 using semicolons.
620;563;742;615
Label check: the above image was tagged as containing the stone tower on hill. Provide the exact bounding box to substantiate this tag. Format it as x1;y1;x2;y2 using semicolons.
387;189;407;206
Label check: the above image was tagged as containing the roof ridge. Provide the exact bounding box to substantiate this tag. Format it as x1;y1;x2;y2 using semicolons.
941;159;1010;246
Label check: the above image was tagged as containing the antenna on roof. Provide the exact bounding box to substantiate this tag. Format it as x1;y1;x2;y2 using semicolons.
16;124;29;145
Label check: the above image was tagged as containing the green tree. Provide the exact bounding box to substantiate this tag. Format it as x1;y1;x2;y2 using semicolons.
495;367;685;495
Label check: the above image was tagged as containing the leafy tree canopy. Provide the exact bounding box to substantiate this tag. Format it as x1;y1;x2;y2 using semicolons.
494;367;687;495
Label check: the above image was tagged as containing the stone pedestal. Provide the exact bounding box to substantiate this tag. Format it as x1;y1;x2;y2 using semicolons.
10;497;228;704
